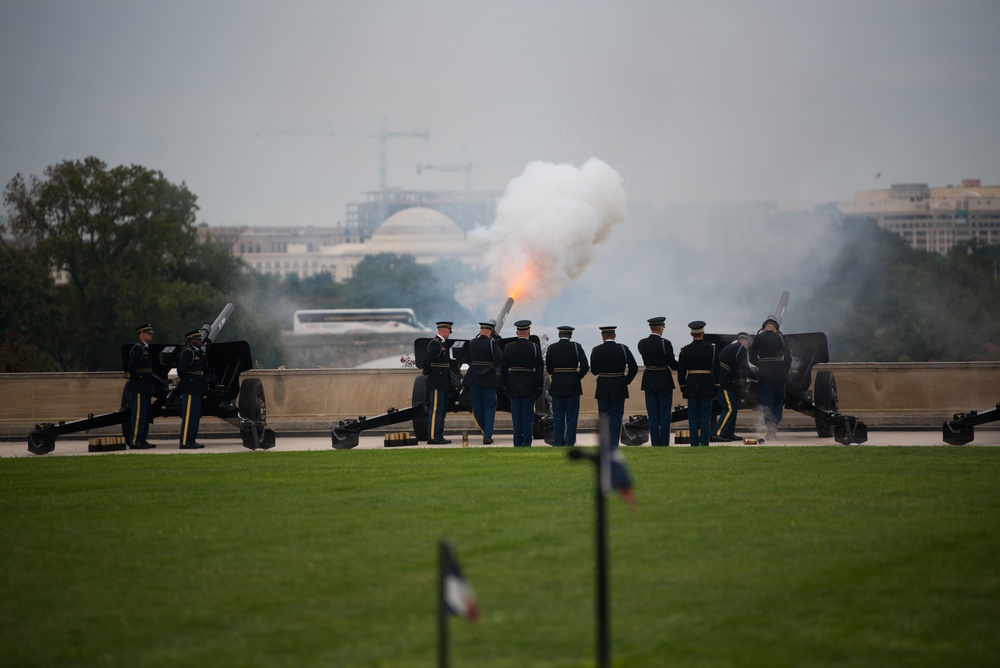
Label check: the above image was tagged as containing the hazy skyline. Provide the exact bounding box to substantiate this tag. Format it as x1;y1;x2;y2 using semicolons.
3;1;999;230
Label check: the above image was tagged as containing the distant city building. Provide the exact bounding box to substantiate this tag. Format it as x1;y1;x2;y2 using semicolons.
202;206;484;281
838;179;1000;253
345;188;501;241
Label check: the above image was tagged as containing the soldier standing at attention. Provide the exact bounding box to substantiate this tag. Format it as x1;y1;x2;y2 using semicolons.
712;332;751;442
178;329;206;449
463;320;503;444
423;321;454;444
677;320;719;446
749;317;792;440
545;325;589;446
637;316;677;446
589;325;639;449
126;323;156;449
501;320;544;446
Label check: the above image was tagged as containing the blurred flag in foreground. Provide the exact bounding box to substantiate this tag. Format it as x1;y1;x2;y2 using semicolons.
599;415;636;510
441;541;479;621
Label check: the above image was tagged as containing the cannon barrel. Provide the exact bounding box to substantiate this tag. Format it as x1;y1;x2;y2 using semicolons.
770;290;789;328
201;303;235;343
493;297;515;336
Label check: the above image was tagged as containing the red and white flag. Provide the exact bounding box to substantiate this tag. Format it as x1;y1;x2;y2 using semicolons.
441;541;479;621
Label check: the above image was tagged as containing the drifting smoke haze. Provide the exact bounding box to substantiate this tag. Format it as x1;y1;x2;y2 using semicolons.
510;201;843;354
453;157;849;354
456;158;627;318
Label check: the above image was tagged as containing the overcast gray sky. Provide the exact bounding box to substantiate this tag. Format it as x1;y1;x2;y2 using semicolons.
3;0;999;229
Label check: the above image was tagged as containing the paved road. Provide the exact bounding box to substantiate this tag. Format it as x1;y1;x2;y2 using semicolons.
3;428;997;457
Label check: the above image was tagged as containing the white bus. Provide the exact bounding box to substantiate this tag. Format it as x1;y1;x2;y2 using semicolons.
292;308;432;335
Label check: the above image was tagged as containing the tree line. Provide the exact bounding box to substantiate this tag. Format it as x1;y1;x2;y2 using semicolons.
798;217;1000;362
3;157;999;371
1;158;475;372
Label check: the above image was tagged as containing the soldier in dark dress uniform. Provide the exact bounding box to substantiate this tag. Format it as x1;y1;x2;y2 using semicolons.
712;332;751;442
677;320;720;446
463;320;503;444
545;325;589;446
422;321;455;444
126;323;156;449
749;317;792;440
178;329;206;449
637;316;677;446
589;325;639;449
500;320;544;446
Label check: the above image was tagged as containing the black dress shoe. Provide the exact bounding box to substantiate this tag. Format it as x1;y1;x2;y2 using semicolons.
129;442;153;450
482;437;493;445
427;439;452;445
141;441;156;449
727;435;743;442
180;442;205;449
710;435;725;443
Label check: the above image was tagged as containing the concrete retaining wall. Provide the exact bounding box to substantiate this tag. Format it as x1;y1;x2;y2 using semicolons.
2;362;998;439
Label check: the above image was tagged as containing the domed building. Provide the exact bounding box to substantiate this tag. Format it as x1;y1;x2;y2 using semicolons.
318;207;482;280
214;206;485;282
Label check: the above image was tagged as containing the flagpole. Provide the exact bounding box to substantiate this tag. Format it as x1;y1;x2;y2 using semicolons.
594;451;610;668
567;415;612;668
438;540;449;668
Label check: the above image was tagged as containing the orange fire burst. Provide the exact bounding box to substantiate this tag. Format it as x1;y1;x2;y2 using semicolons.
506;264;535;301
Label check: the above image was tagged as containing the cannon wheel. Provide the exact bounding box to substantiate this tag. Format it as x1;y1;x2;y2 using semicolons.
411;375;429;442
813;370;838;438
238;378;266;425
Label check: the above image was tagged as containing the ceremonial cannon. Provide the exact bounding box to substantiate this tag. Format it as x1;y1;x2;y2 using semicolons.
27;304;275;454
619;292;868;446
330;297;550;448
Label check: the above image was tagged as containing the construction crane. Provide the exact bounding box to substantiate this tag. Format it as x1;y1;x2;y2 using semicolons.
256;116;429;193
416;146;477;191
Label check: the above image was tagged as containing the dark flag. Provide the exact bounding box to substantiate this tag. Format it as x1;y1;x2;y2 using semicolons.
599;418;636;510
441;541;479;621
438;540;478;668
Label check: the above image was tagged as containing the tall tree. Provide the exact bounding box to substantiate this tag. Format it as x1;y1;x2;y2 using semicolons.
2;157;262;369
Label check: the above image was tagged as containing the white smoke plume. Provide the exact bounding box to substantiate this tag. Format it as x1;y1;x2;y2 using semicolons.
456;158;627;313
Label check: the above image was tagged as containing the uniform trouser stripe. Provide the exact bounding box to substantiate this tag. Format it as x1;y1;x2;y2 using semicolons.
429;388;444;440
430;390;437;435
131;392;144;444
715;390;734;436
181;394;193;444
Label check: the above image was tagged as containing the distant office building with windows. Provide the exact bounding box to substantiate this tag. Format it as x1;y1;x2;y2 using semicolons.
838;179;1000;253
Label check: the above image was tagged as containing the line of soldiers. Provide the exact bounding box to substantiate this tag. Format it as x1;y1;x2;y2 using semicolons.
422;316;791;447
125;322;209;450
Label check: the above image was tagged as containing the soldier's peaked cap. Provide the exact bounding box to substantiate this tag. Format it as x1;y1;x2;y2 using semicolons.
436;321;453;329
762;317;780;330
599;325;617;332
479;321;495;330
514;320;532;330
185;329;204;340
647;316;666;325
688;320;706;334
557;325;575;332
737;331;751;339
135;323;153;334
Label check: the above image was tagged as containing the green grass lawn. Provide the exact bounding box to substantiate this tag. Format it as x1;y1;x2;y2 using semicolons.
2;447;998;667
